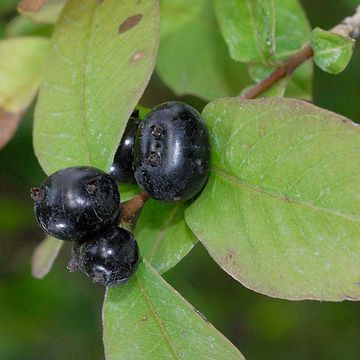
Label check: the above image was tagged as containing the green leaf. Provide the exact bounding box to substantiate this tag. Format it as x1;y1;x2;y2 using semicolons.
119;183;140;202
273;0;311;59
0;37;49;149
32;236;63;279
103;259;244;359
284;61;313;101
215;0;311;64
248;60;313;100
135;200;197;274
17;0;66;24
214;0;275;63
311;27;355;75
34;0;160;175
6;15;53;37
156;0;251;101
186;98;360;301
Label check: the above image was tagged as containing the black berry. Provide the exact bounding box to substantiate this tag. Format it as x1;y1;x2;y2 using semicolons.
74;226;139;286
109;112;140;183
133;101;211;201
31;166;120;241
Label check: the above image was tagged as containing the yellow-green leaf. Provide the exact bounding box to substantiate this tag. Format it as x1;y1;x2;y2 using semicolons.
34;0;160;175
312;27;355;75
0;37;49;149
186;97;360;301
32;236;63;279
18;0;66;24
103;259;244;359
135;200;197;273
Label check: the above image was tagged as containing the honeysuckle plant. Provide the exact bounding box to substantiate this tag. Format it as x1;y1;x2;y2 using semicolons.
1;0;360;358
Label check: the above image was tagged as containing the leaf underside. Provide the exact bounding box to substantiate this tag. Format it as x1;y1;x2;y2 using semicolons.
103;259;244;360
135;200;197;274
186;97;360;301
32;236;63;279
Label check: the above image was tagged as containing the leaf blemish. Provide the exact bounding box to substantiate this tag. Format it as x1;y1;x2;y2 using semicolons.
119;14;143;34
141;315;148;321
132;51;145;62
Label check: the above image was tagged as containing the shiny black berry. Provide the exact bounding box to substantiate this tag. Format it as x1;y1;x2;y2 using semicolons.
31;166;120;241
109;111;140;183
133;101;211;201
75;226;139;286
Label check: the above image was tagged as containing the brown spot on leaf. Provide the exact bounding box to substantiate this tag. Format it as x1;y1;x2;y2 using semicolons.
0;109;22;150
132;51;145;63
18;0;48;12
141;315;148;321
119;14;143;34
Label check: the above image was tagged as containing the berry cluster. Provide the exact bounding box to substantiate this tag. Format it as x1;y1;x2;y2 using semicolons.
31;102;210;286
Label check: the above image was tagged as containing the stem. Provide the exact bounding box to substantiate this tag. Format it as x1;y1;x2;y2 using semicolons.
241;6;360;100
118;191;149;223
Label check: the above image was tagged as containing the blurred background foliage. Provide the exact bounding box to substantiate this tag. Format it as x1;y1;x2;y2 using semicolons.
0;0;359;359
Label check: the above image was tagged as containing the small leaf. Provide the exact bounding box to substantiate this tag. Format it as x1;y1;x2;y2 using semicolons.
18;0;66;24
0;37;49;149
135;200;197;273
186;98;360;301
312;27;355;75
32;236;63;279
156;0;251;101
103;259;244;360
34;0;160;175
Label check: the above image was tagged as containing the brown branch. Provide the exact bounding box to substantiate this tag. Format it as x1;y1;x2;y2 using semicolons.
241;6;360;100
118;191;149;223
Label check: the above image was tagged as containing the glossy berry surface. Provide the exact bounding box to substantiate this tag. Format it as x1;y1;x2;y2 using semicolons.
31;166;120;241
75;226;139;286
133;101;211;201
109;111;140;183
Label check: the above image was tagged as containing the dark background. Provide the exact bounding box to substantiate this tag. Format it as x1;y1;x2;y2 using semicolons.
0;0;359;359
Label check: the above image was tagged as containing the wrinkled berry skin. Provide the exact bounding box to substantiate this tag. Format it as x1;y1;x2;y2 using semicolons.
31;166;120;241
76;226;139;286
109;113;141;184
133;101;211;201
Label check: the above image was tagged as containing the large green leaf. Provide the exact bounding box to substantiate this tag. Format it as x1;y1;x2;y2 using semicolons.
34;0;160;175
186;98;360;301
135;200;197;273
156;0;251;101
312;27;355;75
0;37;49;149
103;259;244;359
214;0;311;64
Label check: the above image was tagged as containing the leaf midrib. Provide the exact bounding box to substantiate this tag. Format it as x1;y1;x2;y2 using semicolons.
135;272;181;359
212;166;360;223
